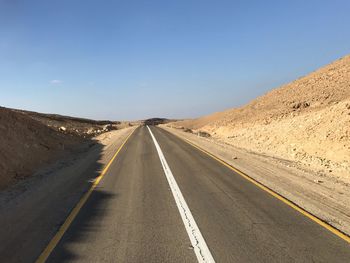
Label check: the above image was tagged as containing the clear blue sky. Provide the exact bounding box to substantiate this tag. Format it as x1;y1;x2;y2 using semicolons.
1;0;349;120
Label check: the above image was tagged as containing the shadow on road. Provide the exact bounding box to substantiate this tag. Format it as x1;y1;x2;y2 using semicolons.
0;138;117;263
47;190;118;262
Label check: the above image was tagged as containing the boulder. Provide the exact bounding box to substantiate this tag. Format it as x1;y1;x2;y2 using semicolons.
102;124;113;131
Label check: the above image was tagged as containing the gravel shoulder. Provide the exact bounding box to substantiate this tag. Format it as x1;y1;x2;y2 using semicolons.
161;126;350;236
0;126;136;263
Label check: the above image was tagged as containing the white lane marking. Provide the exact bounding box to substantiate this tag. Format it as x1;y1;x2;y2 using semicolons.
147;126;215;263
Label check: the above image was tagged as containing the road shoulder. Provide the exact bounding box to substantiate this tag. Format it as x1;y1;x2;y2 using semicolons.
160;125;350;236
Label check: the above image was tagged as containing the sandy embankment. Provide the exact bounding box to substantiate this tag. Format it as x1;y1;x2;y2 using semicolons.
175;55;350;181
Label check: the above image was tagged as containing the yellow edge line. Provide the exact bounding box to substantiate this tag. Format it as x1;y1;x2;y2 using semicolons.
167;129;350;244
35;128;137;263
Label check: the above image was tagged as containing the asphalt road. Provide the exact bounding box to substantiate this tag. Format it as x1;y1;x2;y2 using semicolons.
43;126;349;262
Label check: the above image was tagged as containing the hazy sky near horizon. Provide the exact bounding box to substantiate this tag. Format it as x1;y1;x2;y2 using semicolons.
1;1;350;120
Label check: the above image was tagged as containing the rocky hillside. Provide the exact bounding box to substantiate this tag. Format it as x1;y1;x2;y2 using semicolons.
0;107;132;189
0;107;86;189
173;55;350;179
15;109;122;137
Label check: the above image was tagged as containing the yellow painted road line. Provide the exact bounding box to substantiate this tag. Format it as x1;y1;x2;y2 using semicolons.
35;128;137;263
166;129;350;244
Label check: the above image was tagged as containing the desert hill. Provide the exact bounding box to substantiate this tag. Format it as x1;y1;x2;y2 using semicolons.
173;55;350;178
178;55;350;129
0;107;125;189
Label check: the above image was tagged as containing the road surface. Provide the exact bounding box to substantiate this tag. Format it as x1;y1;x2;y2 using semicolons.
35;126;350;262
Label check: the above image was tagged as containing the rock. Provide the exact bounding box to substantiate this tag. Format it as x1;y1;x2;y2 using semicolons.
58;126;66;132
102;124;113;131
86;128;94;135
197;131;211;138
313;179;324;184
292;101;310;110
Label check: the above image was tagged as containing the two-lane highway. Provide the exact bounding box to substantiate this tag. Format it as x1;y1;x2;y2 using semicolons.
39;126;350;262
